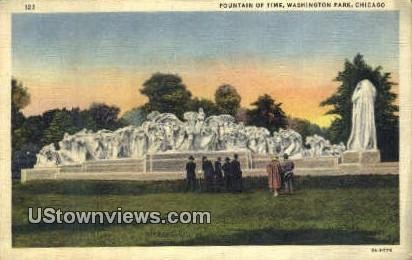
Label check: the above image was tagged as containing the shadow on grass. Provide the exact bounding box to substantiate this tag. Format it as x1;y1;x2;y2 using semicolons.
13;175;398;197
151;227;393;246
13;224;394;247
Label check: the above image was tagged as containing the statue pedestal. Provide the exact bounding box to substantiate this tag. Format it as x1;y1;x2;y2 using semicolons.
342;150;381;164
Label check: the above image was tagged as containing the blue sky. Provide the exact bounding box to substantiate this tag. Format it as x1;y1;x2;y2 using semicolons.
13;12;399;71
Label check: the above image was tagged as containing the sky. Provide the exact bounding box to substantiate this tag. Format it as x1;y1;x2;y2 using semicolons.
12;11;399;127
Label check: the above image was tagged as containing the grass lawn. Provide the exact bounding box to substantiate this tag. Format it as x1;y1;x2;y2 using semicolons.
12;175;399;247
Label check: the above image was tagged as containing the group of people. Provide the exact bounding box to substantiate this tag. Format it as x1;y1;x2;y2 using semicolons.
185;154;243;192
185;153;295;197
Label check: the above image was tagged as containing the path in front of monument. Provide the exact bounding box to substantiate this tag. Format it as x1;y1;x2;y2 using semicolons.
12;175;399;247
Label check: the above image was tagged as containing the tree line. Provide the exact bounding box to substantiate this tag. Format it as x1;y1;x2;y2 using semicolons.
11;54;399;176
12;79;125;175
129;72;289;132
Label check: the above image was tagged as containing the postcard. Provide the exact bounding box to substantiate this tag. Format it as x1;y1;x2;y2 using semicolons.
0;0;410;259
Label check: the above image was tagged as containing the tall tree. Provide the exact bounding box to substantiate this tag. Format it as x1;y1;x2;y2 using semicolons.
247;94;288;132
11;78;31;176
11;78;30;130
214;84;241;116
320;54;399;161
88;103;122;130
140;73;192;118
41;109;79;147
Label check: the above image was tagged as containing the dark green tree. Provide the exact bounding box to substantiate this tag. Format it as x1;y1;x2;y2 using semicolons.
247;94;288;132
13;115;45;151
320;54;399;161
11;78;30;131
214;84;241;116
41;109;79;147
140;73;192;118
88;102;122;130
11;78;31;176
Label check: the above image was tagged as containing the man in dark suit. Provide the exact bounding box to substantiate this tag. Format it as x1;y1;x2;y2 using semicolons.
281;153;295;194
230;154;243;192
213;157;224;191
222;157;232;191
185;155;196;192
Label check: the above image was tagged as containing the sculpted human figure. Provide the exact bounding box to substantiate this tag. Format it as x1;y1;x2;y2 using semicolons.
103;133;115;159
94;131;110;159
197;126;215;151
314;134;326;157
336;142;346;156
35;144;60;167
224;131;237;150
321;140;332;156
305;135;317;158
183;111;197;150
174;127;187;151
152;113;183;150
235;122;248;149
304;134;337;158
150;125;166;153
245;126;258;153
331;142;346;157
279;129;303;158
114;127;132;157
279;129;296;157
58;135;86;164
273;132;284;155
347;79;378;151
195;108;206;134
130;127;148;157
256;128;270;154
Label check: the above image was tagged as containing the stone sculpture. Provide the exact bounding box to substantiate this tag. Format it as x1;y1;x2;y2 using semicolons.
347;79;378;151
34;108;343;167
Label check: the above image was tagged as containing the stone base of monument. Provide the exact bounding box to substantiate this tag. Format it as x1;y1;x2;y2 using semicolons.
21;150;397;183
342;150;381;164
83;158;146;173
146;150;252;172
251;154;339;169
21;161;399;183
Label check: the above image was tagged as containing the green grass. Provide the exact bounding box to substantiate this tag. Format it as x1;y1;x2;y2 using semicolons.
12;175;399;247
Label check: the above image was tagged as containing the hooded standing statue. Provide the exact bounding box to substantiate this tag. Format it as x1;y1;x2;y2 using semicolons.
347;79;378;151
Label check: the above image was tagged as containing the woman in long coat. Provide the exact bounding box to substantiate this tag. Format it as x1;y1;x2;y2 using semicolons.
267;156;282;197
